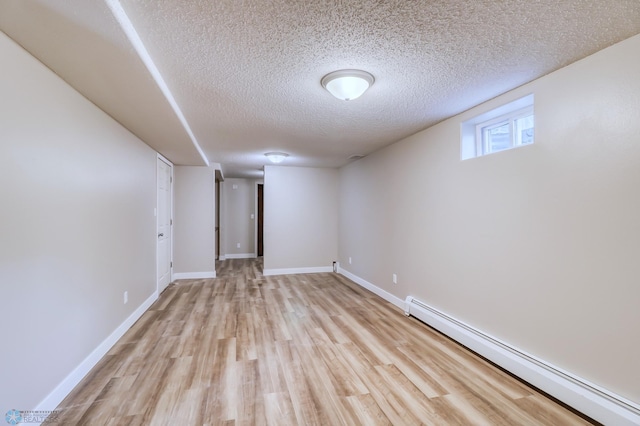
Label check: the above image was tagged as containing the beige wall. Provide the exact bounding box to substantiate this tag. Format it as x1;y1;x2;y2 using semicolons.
0;33;157;409
264;166;338;271
339;34;640;403
221;178;257;258
173;166;215;276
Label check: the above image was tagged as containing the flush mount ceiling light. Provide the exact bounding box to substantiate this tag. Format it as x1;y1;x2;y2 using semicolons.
264;152;289;164
321;69;374;101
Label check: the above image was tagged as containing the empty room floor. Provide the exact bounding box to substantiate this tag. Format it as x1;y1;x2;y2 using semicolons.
53;258;595;425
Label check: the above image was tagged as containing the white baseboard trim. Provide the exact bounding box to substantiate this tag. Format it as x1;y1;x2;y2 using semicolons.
404;296;640;426
224;253;256;259
263;266;333;276
35;290;158;415
173;271;216;280
337;267;405;310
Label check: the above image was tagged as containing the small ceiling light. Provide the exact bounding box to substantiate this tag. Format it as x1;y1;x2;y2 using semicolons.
321;69;374;101
265;152;289;164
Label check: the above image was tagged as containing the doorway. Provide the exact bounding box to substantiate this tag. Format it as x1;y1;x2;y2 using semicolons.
156;156;173;293
216;177;221;260
257;183;264;257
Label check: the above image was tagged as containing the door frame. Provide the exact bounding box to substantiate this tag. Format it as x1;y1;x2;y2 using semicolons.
215;169;224;261
156;154;173;294
255;181;264;257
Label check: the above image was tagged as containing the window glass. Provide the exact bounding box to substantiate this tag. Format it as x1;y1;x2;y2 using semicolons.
484;122;511;153
515;115;534;146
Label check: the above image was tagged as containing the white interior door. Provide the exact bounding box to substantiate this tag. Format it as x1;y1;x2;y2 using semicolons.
157;157;172;293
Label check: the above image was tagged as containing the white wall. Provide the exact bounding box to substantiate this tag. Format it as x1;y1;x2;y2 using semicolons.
0;33;157;409
173;166;215;278
264;166;338;273
339;34;640;404
221;178;257;258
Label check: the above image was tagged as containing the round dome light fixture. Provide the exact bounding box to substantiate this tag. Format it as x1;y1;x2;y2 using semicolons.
264;152;289;164
321;69;374;101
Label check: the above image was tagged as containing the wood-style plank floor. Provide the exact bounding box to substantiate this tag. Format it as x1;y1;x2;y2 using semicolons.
54;258;595;425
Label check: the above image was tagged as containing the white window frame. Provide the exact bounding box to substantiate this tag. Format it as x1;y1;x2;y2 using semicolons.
475;106;534;155
461;94;534;160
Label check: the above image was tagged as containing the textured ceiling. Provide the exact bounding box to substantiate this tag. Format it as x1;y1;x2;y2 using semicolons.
2;1;640;177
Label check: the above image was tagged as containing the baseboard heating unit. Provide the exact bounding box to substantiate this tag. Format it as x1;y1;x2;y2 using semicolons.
403;296;640;426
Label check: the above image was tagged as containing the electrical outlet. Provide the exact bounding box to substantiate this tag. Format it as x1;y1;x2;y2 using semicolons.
392;274;397;284
349;257;352;265
124;291;128;304
236;243;241;248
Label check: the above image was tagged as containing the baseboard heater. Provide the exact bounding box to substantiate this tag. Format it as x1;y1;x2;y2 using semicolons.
403;296;640;426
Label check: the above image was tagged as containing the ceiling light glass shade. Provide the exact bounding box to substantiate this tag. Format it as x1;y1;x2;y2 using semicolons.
321;69;374;101
265;152;289;163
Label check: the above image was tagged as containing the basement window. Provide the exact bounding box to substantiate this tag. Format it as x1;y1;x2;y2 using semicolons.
461;94;534;160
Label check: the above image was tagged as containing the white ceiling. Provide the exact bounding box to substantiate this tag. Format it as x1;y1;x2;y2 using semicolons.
2;1;640;178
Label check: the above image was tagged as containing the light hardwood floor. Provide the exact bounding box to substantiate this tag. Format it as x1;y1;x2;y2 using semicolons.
54;258;596;425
